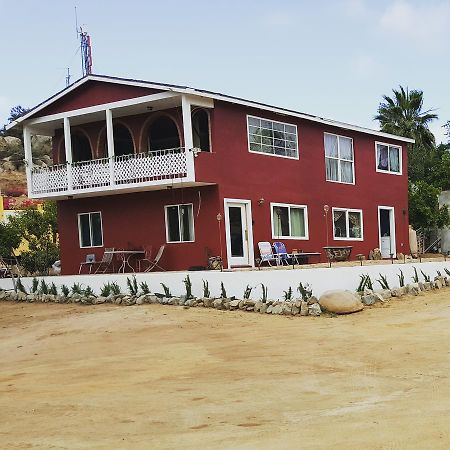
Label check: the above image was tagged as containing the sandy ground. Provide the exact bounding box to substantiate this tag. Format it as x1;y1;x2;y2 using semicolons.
1;293;450;450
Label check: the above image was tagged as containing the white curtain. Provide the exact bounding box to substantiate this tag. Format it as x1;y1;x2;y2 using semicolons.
339;137;353;160
326;158;339;181
325;134;338;157
290;208;305;237
389;147;400;172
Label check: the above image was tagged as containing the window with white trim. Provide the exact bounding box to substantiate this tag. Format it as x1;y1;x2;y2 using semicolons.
165;204;194;243
271;203;308;239
324;133;354;184
247;116;298;158
376;142;401;174
78;212;103;248
332;208;363;240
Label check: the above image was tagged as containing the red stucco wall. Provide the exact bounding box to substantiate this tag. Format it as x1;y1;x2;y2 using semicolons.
31;80;161;118
58;186;221;274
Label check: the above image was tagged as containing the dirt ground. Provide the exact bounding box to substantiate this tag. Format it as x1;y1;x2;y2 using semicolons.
1;292;450;450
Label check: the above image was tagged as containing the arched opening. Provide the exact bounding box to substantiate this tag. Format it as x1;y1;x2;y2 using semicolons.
71;131;93;162
147;116;180;151
192;109;210;151
113;124;135;156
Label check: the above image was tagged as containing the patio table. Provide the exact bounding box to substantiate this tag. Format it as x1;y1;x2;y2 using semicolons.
104;250;145;273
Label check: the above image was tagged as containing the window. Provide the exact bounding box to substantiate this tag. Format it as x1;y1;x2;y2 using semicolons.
271;203;308;239
376;142;401;174
78;212;103;248
332;208;363;240
165;204;194;243
324;133;354;184
247;116;298;159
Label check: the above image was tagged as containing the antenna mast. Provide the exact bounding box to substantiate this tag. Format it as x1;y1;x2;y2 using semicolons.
75;6;93;77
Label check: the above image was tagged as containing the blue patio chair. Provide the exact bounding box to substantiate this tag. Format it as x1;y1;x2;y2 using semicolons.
272;242;292;266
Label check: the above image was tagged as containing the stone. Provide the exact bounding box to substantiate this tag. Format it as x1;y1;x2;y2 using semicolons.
238;300;246;310
292;304;300;315
423;282;432;291
94;296;107;304
271;304;283;314
374;289;391;300
307;296;319;305
300;300;309;316
434;280;443;289
308;303;322;316
254;300;263;312
203;297;214;308
361;292;384;306
390;288;404;297
406;283;420;296
259;303;268;314
282;302;292;315
418;282;425;291
213;298;224;310
229;299;240;309
244;299;256;307
266;304;273;314
319;290;364;314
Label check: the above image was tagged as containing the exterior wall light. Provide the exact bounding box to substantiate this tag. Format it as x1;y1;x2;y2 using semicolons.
258;198;265;206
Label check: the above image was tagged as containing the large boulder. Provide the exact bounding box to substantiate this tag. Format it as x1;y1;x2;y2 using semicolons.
319;290;364;314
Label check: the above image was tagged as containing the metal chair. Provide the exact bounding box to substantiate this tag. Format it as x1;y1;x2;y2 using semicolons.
137;245;153;272
257;242;280;267
78;254;96;274
93;248;115;274
144;245;166;272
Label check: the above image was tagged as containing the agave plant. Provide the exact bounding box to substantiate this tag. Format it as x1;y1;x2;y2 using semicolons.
243;285;253;300
127;275;139;296
260;284;268;303
298;282;312;300
220;282;227;299
183;275;193;299
377;274;390;290
283;286;293;301
202;280;210;298
160;283;172;298
398;269;405;287
61;284;70;297
140;281;150;295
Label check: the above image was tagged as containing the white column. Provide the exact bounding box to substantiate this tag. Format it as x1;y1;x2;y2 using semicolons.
181;95;195;181
23;126;33;196
106;109;115;186
63;117;73;193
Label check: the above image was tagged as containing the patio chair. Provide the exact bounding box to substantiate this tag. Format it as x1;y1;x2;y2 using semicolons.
78;253;96;274
93;248;115;274
144;245;166;272
137;245;153;272
272;242;292;266
257;242;280;267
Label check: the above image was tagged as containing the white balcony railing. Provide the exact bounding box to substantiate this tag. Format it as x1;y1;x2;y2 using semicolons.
30;147;191;198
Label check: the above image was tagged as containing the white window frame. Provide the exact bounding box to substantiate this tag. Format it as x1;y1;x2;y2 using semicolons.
247;115;299;160
164;203;195;243
77;211;104;248
332;207;364;241
324;132;355;185
270;202;309;240
375;141;402;175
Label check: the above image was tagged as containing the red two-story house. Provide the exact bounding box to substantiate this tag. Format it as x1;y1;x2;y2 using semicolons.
8;75;413;274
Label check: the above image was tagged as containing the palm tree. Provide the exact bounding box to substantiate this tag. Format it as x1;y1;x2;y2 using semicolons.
375;86;437;149
375;86;438;182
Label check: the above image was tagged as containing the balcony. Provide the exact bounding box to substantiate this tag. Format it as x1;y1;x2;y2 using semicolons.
29;148;195;199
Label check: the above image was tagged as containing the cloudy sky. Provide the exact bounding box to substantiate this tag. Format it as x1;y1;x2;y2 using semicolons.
0;0;448;142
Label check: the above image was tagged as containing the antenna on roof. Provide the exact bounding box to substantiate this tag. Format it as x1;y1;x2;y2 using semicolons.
65;67;71;87
74;6;93;77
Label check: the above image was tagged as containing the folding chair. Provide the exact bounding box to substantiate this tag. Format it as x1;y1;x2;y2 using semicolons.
257;242;280;267
137;245;153;272
144;245;166;272
272;242;294;266
79;254;96;274
93;248;115;274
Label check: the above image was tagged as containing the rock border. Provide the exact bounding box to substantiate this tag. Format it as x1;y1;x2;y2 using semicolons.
1;275;448;317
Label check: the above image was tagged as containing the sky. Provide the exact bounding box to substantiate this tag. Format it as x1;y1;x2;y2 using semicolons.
0;0;449;143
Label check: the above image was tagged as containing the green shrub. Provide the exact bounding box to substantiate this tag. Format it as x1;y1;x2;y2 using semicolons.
127;275;138;296
202;280;210;298
298;282;313;300
140;281;150;295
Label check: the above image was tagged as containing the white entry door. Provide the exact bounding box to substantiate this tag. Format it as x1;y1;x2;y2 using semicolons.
378;206;396;258
224;200;254;267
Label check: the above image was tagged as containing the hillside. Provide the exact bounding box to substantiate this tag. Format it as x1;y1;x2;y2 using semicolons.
0;135;52;204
